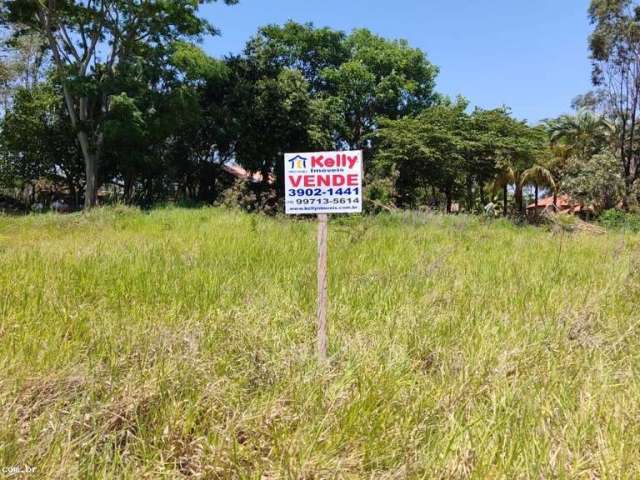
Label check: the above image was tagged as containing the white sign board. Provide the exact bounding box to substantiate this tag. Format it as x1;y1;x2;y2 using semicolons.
284;150;363;215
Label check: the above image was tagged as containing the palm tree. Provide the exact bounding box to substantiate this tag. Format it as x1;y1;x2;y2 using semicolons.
547;110;614;161
520;165;556;210
491;123;549;216
493;168;514;216
492;167;529;216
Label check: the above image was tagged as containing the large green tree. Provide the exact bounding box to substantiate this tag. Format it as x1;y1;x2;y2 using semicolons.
546;110;614;161
242;22;439;151
1;0;237;208
562;152;626;210
373;101;545;213
0;83;84;203
482;111;547;215
373;99;468;210
225;58;317;189
588;0;640;203
97;41;232;205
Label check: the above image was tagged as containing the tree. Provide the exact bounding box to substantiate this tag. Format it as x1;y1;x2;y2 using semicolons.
562;151;625;210
544;110;617;211
1;0;238;208
0;82;83;204
373;99;469;211
588;0;640;203
324;28;439;148
492;168;516;216
546;110;614;161
242;22;439;151
464;108;524;211
520;165;556;209
111;41;234;204
219;57;318;196
478;110;546;216
373;101;546;214
1;28;47;113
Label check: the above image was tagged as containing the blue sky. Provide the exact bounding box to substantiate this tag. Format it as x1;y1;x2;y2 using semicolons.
200;0;593;124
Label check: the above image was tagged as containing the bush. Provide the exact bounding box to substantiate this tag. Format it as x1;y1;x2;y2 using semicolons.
219;179;280;215
363;168;399;214
0;194;27;215
598;209;640;232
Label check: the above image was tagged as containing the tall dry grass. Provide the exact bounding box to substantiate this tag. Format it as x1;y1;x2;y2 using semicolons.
1;206;639;478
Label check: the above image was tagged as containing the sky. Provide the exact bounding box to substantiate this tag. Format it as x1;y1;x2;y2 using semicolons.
199;0;594;124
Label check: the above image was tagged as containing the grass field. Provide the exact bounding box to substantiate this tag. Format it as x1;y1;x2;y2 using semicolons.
1;207;639;479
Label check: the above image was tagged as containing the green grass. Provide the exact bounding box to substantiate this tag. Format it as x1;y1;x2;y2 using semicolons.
1;206;639;479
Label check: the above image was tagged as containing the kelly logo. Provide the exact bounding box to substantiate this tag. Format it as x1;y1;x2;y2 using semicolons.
288;155;307;170
311;154;358;169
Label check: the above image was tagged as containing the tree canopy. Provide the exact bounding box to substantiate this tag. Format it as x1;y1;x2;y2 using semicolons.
2;8;635;217
1;0;238;207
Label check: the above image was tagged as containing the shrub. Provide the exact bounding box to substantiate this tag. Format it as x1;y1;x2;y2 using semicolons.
363;168;399;214
0;194;27;215
598;209;640;232
220;179;280;215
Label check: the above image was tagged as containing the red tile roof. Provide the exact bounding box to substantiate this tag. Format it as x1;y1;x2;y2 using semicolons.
222;164;274;184
527;194;593;213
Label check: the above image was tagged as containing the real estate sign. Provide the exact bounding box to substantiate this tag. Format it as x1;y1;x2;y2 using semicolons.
284;150;363;215
283;150;363;362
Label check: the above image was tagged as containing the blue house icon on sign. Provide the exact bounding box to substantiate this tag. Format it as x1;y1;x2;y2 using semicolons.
288;155;307;169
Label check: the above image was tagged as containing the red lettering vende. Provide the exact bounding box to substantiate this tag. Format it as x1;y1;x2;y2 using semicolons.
289;175;359;187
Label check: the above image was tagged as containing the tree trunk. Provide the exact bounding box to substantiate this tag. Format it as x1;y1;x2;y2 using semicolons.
466;175;473;212
68;182;77;210
41;11;103;210
84;153;98;209
535;184;539;208
58;77;100;210
503;185;508;216
516;185;524;215
124;177;133;204
625;86;638;203
445;186;452;214
77;130;98;209
144;178;153;206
